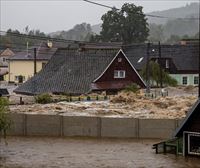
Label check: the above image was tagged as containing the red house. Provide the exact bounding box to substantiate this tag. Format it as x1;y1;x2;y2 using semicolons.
91;50;145;92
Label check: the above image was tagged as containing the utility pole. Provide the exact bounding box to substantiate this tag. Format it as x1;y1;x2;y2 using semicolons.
199;44;200;98
146;42;150;94
34;48;37;75
158;41;163;88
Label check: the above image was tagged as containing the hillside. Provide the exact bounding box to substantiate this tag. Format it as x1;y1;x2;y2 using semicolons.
147;2;199;25
49;3;199;41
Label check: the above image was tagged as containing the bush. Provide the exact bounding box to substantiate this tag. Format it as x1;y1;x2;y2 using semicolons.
0;97;11;140
35;93;52;104
124;83;140;93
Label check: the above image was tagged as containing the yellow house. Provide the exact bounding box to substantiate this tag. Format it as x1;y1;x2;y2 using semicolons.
8;42;57;83
0;48;15;81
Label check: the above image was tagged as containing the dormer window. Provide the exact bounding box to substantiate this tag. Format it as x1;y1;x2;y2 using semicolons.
114;70;125;78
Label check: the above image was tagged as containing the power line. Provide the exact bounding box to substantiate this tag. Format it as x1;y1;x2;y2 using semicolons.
83;0;200;20
0;30;86;44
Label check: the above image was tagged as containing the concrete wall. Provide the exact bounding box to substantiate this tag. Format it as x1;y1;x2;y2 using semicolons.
63;116;100;137
101;118;138;138
8;113;185;139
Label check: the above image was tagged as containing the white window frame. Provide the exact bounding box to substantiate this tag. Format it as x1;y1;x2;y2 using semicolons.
193;76;199;85
114;70;126;79
188;133;200;156
182;76;188;85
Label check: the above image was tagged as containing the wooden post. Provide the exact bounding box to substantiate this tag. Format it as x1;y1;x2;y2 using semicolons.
159;41;163;88
34;48;37;75
146;42;150;94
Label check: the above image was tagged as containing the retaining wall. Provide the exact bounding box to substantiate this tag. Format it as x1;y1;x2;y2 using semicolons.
8;113;184;139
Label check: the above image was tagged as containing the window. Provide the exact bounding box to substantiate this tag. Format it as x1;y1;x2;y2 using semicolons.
15;76;25;82
166;59;169;68
114;70;125;78
188;133;200;156
2;58;6;62
182;76;188;85
118;57;122;62
194;76;199;85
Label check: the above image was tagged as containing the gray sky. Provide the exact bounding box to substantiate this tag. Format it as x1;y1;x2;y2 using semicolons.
0;0;198;33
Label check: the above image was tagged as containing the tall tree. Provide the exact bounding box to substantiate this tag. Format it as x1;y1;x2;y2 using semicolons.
140;61;177;87
148;23;164;42
99;3;149;44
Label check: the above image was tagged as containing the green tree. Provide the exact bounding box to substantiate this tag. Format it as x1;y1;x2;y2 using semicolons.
140;61;177;87
53;23;93;41
99;3;149;44
0;98;11;141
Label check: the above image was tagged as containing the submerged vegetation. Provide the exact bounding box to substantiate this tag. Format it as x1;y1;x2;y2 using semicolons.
0;97;11;141
35;93;53;104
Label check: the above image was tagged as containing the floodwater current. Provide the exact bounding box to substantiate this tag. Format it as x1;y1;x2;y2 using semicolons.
0;137;200;168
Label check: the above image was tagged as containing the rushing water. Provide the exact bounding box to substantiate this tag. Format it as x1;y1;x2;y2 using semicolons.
0;137;200;168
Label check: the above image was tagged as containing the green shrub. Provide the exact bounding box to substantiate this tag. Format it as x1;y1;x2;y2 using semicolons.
0;97;11;140
124;83;140;93
35;93;52;104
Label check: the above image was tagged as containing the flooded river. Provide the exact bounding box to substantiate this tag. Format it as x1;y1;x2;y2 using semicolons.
0;137;200;168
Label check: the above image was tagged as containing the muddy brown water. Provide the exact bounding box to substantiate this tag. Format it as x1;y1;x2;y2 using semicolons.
0;137;200;168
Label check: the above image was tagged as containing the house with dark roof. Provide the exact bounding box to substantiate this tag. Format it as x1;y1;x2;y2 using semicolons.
174;99;200;156
14;48;146;95
7;41;67;83
14;42;199;94
123;43;199;86
153;99;200;157
0;48;14;81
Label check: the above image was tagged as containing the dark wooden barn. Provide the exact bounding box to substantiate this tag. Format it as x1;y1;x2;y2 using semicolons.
175;99;200;156
153;99;200;156
91;50;145;92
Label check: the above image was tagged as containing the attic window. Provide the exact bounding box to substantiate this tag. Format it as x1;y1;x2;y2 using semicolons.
114;70;125;78
118;57;122;62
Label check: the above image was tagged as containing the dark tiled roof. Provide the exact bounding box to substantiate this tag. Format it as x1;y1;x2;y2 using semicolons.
14;43;199;95
0;88;9;96
14;48;119;95
79;42;122;49
175;99;200;137
8;41;68;61
124;44;199;71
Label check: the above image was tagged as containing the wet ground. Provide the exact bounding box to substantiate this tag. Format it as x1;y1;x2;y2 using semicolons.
0;137;200;168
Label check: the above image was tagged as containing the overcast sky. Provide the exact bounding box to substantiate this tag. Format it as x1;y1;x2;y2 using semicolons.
0;0;198;33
